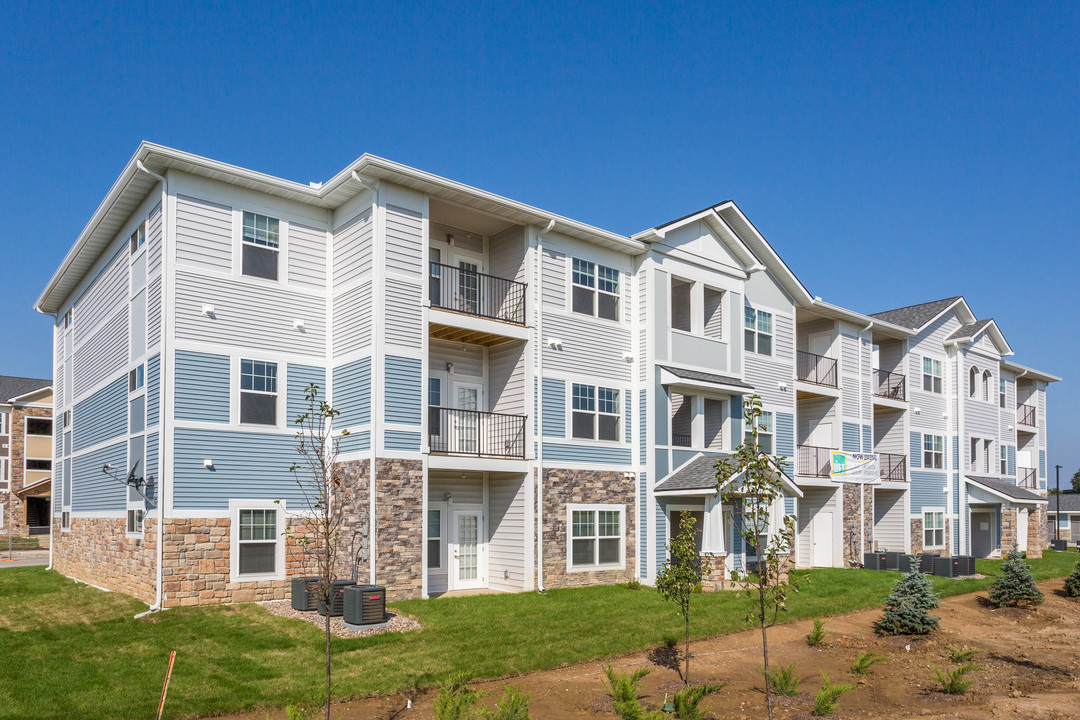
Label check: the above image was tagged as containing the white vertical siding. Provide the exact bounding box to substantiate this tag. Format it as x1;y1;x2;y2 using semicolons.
175;195;232;271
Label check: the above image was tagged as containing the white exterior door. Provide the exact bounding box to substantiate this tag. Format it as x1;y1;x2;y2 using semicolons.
450;509;485;590
808;333;831;358
456;260;480;315
452;383;482;454
1017;509;1029;552
810;422;833;449
813;511;834;566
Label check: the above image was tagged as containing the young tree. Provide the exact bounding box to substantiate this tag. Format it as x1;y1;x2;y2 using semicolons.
1071;468;1080;494
1063;560;1080;598
716;395;801;720
988;550;1044;608
656;512;710;686
290;384;348;720
875;562;941;635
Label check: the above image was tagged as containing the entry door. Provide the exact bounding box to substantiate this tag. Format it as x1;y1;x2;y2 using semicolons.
1017;509;1029;553
808;333;831;358
971;511;995;558
456;260;480;315
813;511;834;566
452;383;482;454
450;510;485;590
810;422;833;449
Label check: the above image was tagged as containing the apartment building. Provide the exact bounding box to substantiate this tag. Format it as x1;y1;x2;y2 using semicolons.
0;376;53;545
36;143;1058;607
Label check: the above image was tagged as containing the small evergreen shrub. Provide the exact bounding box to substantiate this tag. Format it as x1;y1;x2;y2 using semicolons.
1062;560;1080;598
988;551;1044;608
761;664;801;696
476;686;534;720
602;666;664;720
670;683;725;720
930;663;981;695
624;579;643;591
850;651;887;675
875;564;941;635
946;646;983;664
812;673;856;716
806;617;831;647
433;673;483;720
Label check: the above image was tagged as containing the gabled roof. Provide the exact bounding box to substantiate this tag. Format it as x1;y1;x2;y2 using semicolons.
945;319;994;341
966;475;1047;504
658;365;755;393
1047;494;1080;513
0;376;51;405
946;318;1013;356
869;296;969;330
654;454;732;494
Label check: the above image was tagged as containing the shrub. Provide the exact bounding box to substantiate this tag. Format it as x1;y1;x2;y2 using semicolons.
850;651;887;675
624;579;643;591
602;666;664;720
946;646;983;664
433;673;484;720
988;551;1044;608
761;664;801;696
1062;560;1080;598
812;673;855;716
875;564;941;635
930;663;981;695
806;617;831;647
670;683;725;720
476;686;534;720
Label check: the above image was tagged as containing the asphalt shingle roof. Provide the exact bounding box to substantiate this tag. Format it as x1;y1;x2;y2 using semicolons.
1047;494;1080;513
0;376;51;404
659;365;755;391
654;454;732;493
966;475;1046;503
869;297;962;330
945;319;994;342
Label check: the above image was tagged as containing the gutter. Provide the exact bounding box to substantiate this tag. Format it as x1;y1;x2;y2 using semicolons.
946;338;964;555
535;218;555;593
34;310;58;572
860;321;873;560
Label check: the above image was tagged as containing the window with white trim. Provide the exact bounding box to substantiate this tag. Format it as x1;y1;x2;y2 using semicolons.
26;417;52;436
968;366;978;398
999;378;1006;409
744;306;773;356
982;370;992;403
129;221;146;255
923;434;943;469
241;211;280;280
236;508;279;577
240;359;278;425
1000;445;1008;475
744;410;774;455
923;511;944;548
571;384;621;441
923;357;943;394
571;258;620;321
427;509;442;569
126;509;144;534
128;364;145;392
569;506;624;569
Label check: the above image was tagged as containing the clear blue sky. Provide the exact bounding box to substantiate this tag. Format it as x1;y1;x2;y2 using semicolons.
1;2;1076;478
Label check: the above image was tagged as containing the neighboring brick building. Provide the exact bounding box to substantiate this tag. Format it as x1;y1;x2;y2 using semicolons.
1;376;53;547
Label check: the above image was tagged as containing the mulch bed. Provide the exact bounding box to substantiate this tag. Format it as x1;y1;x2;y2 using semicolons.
260;599;422;638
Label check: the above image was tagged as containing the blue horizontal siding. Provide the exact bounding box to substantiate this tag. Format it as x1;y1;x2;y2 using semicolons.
71;441;127;512
953;473;960;515
730;395;744;449
624;392;632;445
784;496;796;515
862;425;872;453
672;449;698;471
543;442;633;465
385;429;421;451
952;436;959;470
542;378;565;437
842;422;860;452
146;353;160;427
638;390;647;465
776;412;795;476
173;428;303;510
145;432;159;504
910;432;922;469
655;498;667;573
384;356;422;425
175;350;230;423
333;358;371;428
286;363;326;424
1039;449;1047;479
337;430;370;455
73;376;127;452
909;470;947;514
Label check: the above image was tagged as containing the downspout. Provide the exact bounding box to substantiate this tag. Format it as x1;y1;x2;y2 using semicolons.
135;160;167;615
535;218;555;593
861;321;873;558
36;307;58;571
947;338;964;555
353;171;380;586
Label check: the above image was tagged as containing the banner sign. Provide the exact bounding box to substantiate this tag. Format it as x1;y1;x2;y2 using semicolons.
830;451;880;484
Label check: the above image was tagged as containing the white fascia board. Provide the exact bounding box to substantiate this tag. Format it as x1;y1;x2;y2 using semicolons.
1000;360;1061;383
807;299;912;338
6;386;53;404
963;476;1047;505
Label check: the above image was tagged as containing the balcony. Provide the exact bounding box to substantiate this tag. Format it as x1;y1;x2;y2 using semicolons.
428;406;527;459
1018;467;1037;489
879;453;907;482
672;433;693;448
796;351;838;388
797;445;833;478
873;369;906;402
1017;404;1037;428
429;262;526;326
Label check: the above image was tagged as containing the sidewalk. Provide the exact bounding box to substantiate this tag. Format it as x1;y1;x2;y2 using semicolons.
0;549;50;567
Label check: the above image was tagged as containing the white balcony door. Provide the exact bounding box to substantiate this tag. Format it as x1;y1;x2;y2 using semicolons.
457;260;480;315
450;509;485;590
453;383;482;454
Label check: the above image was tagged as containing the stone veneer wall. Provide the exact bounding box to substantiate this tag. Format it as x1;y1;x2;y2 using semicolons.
842;483;873;566
6;405;53;541
374;458;423;601
908;517;951;557
1027;506;1045;558
333;459;371;584
700;554;727;592
51;518;157;604
541;468;636;588
1001;507;1018;555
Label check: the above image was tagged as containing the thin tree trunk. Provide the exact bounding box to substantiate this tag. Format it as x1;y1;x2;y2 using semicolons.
325;610;332;720
685;614;691;686
760;586;772;720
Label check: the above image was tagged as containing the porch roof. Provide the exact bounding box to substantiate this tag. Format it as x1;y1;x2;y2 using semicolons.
654;454;731;495
1046;493;1080;513
658;365;755;394
965;475;1047;505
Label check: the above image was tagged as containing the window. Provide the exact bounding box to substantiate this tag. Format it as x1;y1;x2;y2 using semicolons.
428;378;442;436
242;211;280;280
1000;445;1008;475
128;364;145;392
745;410;774;455
26;417;52;436
922;357;943;394
63;309;72;328
999;378;1006;409
571;258;619;321
744;307;773;356
982;370;992;402
923;434;944;469
237;508;278;576
26;459;52;471
126;509;144;534
427;509;442;569
569;506;624;569
968;366;978;398
240;359;278;425
923;511;945;548
129;221;146;255
670;277;692;331
63;410;71;428
571;384;621;441
61;511;70;531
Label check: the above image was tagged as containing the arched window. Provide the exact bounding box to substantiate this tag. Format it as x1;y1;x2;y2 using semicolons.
983;370;992;402
969;366;978;398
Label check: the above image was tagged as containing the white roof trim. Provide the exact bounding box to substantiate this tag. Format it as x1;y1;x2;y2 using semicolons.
964;476;1048;505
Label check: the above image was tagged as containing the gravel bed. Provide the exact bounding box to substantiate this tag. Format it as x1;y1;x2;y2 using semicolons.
260;599;422;638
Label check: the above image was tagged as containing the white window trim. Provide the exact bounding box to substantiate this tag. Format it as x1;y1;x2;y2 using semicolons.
126;509;145;537
565;256;624;326
566;503;626;573
427;502;446;571
567;382;623;445
229;499;287;584
234;208;289;286
923;433;944;470
921;355;944;395
24;416;53;438
744;305;774;357
923;509;946;549
744;409;776;455
235;357;286;429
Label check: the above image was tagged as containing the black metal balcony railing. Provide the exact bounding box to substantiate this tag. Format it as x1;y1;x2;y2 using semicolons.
797;445;833;478
796;351;838;388
1018;467;1037;489
428;406;527;459
672;433;692;448
879;453;907;482
873;369;907;401
1018;404;1037;427
428;262;527;326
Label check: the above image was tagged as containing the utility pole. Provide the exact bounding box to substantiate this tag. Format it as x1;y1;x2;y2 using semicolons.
1055;465;1062;542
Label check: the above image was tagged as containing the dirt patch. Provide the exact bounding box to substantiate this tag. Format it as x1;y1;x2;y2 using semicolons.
220;580;1080;719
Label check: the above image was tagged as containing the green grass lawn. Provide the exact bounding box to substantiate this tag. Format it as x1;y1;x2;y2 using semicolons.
1;551;1076;720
